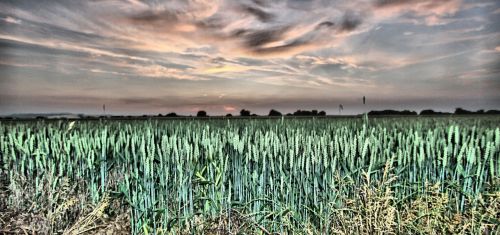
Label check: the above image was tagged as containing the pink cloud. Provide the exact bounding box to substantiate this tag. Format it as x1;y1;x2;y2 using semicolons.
373;0;462;25
223;105;236;111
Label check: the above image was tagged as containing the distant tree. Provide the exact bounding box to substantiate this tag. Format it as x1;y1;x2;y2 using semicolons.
420;109;451;115
197;111;208;117
251;114;258;117
240;109;251;116
369;110;417;116
486;110;500;114
286;113;293;116
294;110;312;116
401;110;418;115
293;110;326;116
455;108;472;115
226;113;233;117
268;109;282;116
454;108;496;115
158;113;163;117
420;109;435;115
165;112;178;117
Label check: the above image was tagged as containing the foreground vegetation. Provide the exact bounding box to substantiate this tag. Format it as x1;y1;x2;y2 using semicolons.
0;117;499;234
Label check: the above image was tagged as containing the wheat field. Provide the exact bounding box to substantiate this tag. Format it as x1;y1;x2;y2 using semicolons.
1;116;499;234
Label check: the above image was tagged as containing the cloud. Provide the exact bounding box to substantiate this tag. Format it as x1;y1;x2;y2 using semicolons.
134;64;202;80
114;0;356;57
316;21;335;29
4;16;21;24
1;0;499;115
239;26;290;48
223;105;236;111
129;9;179;25
339;12;363;32
373;0;463;25
250;38;312;56
239;5;274;22
201;65;251;74
0;34;149;62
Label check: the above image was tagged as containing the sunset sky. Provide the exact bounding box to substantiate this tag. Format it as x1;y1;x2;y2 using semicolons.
0;0;499;115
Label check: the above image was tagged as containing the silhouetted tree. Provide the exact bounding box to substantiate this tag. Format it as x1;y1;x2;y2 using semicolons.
368;110;417;116
419;109;451;115
454;108;496;115
268;109;282;116
292;110;326;116
165;112;178;117
158;113;163;117
294;110;311;116
251;114;258;117
286;113;293;116
226;113;233;117
240;109;251;116
455;108;472;115
197;111;208;117
486;110;500;114
420;109;435;115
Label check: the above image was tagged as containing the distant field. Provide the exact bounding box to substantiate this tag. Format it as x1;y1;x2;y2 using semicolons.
1;117;499;234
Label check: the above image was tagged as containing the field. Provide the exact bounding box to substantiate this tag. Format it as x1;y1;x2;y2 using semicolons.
1;116;499;234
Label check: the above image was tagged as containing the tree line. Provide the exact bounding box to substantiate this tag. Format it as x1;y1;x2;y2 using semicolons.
368;108;500;116
191;109;328;117
157;108;499;118
6;107;497;120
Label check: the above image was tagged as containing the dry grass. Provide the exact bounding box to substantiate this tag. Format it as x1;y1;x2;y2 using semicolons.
327;164;500;235
0;173;129;235
1;164;498;234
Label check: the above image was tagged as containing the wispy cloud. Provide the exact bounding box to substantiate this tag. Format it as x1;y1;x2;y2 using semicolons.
0;0;499;115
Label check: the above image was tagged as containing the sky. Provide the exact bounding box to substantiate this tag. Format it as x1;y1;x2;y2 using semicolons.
0;0;499;115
